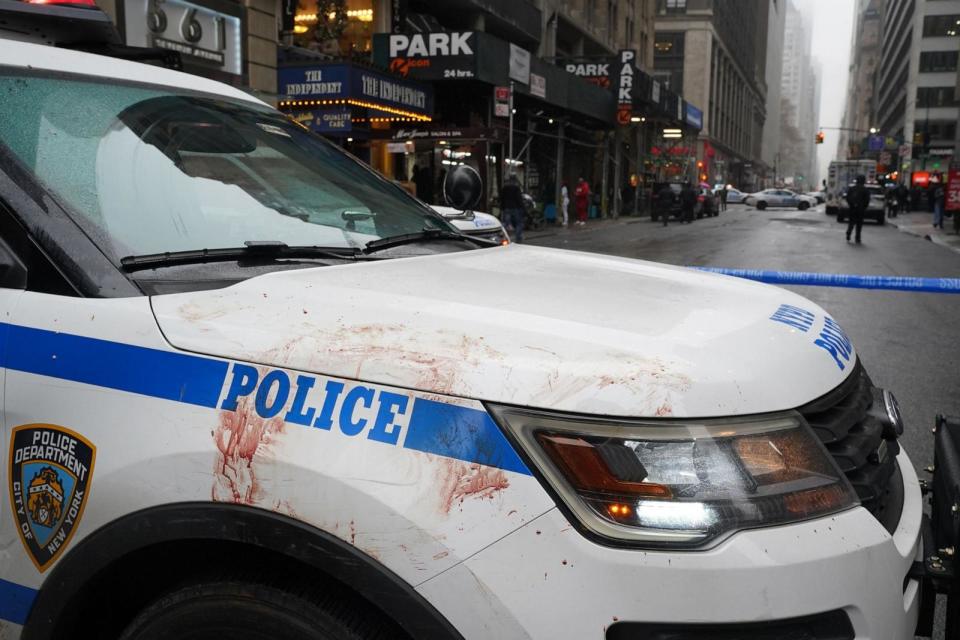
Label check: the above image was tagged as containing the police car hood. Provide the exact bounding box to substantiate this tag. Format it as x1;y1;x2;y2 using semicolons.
151;245;854;418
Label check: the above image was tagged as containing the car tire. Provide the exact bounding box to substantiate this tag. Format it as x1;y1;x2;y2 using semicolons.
878;213;885;225
838;215;846;223
799;202;809;211
651;213;659;222
756;201;767;211
118;580;396;640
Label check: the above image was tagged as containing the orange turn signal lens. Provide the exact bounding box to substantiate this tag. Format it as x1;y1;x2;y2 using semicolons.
536;433;672;498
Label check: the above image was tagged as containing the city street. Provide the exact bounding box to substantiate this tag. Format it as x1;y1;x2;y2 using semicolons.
529;204;960;485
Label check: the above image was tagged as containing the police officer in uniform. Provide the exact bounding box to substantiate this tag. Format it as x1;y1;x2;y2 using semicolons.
845;175;870;244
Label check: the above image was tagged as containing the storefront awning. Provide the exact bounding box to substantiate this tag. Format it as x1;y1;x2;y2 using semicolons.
277;61;434;129
371;31;613;124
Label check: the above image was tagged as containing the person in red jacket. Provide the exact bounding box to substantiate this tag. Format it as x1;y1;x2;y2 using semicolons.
574;177;590;225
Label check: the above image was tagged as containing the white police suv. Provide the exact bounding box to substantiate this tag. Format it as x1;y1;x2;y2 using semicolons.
1;4;957;640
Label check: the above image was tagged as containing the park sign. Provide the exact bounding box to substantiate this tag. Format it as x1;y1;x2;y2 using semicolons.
612;49;636;125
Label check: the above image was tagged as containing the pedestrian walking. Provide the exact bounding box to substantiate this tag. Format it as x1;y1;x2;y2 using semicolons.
933;184;945;229
574;177;590;226
884;184;898;218
898;183;909;214
680;181;697;224
844;175;870;244
657;183;673;227
560;182;570;226
719;184;729;212
500;174;525;243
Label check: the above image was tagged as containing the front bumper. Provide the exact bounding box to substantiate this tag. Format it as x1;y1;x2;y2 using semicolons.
417;449;923;639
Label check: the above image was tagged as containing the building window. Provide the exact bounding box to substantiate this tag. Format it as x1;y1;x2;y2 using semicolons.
653;31;684;92
663;0;687;13
922;120;958;141
922;14;960;37
293;0;375;58
916;86;958;107
608;0;618;40
919;50;959;71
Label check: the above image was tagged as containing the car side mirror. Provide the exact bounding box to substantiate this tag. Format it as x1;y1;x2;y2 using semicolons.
443;165;482;211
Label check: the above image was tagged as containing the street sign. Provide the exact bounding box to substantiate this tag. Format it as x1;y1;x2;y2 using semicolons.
494;85;509;118
947;162;960;212
879;151;891;165
899;143;912;161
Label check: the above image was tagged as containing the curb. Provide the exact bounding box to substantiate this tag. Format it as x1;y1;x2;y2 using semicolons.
887;217;960;255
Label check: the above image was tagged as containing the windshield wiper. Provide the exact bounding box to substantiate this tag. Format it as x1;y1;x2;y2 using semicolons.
120;241;369;272
363;228;492;254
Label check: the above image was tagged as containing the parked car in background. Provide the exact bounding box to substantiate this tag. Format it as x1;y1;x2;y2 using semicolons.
744;189;818;211
804;191;826;204
652;182;683;222
837;182;887;224
432;206;511;244
697;186;718;218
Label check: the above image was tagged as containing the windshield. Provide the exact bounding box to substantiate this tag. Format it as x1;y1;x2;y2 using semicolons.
0;71;452;261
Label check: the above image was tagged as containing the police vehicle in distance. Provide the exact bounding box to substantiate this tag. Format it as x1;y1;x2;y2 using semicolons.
743;188;818;210
2;3;960;639
431;205;510;245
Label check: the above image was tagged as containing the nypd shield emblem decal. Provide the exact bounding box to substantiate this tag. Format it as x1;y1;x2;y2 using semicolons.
9;424;96;572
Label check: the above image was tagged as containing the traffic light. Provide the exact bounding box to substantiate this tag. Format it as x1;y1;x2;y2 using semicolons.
815;131;825;144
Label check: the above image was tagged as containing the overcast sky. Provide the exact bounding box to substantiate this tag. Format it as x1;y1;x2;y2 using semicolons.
798;0;856;185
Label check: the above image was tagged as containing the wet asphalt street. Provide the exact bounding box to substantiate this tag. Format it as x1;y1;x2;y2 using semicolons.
528;202;960;636
528;202;960;480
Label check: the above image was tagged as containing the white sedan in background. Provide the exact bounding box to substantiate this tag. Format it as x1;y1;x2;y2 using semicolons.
744;189;818;210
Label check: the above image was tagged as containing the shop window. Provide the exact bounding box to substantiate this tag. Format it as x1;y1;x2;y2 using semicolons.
919;50;958;72
921;14;960;37
293;0;374;59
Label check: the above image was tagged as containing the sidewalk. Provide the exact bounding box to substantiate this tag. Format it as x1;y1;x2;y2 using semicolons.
523;216;644;241
887;211;960;255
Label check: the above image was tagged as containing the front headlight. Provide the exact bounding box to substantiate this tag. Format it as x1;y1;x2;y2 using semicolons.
489;406;858;549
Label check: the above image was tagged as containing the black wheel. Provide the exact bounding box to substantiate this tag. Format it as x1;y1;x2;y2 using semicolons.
877;213;885;225
799;202;809;211
119;580;398;640
756;201;767;211
651;213;659;222
838;215;846;223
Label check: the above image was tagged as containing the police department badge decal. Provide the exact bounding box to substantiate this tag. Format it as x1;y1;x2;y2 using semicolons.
9;424;96;572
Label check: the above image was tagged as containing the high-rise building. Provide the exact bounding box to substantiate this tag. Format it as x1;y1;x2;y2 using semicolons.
876;0;960;176
539;0;657;71
877;0;913;141
654;0;771;190
761;0;787;183
779;0;819;188
839;0;884;161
